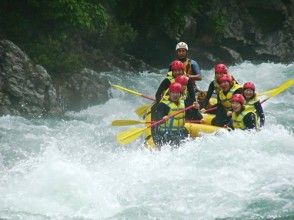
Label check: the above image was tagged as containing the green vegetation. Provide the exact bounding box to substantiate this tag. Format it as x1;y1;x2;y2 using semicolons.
0;0;228;75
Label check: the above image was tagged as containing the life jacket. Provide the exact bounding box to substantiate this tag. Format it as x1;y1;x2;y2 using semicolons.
245;96;261;125
219;82;242;111
159;99;185;131
183;59;192;76
245;96;259;111
232;106;258;130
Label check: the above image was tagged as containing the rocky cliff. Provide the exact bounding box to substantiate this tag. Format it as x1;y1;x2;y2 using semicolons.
0;40;112;117
135;0;294;68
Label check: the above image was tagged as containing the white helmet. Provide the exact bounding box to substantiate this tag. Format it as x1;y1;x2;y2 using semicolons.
176;42;188;51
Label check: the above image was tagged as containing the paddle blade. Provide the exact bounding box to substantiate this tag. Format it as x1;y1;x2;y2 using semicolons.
116;127;147;145
258;79;294;98
112;119;146;126
135;104;151;117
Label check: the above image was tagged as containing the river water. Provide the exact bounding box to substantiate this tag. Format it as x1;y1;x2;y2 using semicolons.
0;62;293;219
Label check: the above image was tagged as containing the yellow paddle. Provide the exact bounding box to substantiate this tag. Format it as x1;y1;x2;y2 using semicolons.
112;119;147;126
111;84;155;101
116;104;196;145
257;79;294;99
135;104;153;116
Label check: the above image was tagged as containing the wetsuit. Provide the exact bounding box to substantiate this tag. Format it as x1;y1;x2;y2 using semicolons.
203;81;217;108
246;99;265;127
151;101;188;148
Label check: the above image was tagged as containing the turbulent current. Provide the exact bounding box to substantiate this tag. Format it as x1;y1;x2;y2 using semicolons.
0;62;293;220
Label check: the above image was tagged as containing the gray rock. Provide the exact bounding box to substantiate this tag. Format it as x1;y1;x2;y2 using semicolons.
0;40;62;117
57;68;111;111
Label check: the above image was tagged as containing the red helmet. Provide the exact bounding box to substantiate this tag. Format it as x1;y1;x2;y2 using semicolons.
215;63;228;74
243;82;255;91
231;94;245;105
175;75;189;86
171;60;184;71
218;75;232;84
169;82;182;93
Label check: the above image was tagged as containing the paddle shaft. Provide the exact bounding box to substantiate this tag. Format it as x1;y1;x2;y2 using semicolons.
111;84;155;101
141;94;155;101
147;104;196;129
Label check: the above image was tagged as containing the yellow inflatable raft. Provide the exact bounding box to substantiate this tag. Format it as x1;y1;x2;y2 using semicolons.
143;107;223;150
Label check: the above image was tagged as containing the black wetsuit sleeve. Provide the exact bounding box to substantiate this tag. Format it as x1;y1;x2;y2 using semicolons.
155;79;170;102
185;79;196;105
243;112;256;129
151;103;170;121
254;101;265;126
227;118;233;129
203;81;215;108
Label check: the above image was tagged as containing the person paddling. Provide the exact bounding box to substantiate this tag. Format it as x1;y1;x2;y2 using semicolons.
229;94;258;130
202;63;237;111
211;74;242;127
151;83;190;148
170;42;202;91
155;60;202;120
243;82;265;127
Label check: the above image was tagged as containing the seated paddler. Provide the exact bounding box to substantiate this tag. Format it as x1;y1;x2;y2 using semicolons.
229;94;258;130
155;60;202;121
151;82;197;148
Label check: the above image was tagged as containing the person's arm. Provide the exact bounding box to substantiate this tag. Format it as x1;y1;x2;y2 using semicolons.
185;79;196;104
254;101;265;127
151;103;170;121
189;60;202;81
155;79;170;102
227;118;234;129
243;112;257;129
203;81;215;108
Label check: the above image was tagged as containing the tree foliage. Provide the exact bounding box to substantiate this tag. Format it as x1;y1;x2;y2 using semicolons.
0;0;228;74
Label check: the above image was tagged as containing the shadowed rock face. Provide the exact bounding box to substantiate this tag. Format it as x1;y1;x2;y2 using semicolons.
132;0;293;69
180;0;294;68
0;40;112;117
56;68;111;112
0;40;61;117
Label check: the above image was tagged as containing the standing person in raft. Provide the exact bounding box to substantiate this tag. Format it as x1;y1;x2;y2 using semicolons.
152;83;196;148
170;42;202;92
229;94;258;130
211;74;242;127
243;82;265;127
155;60;202;120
